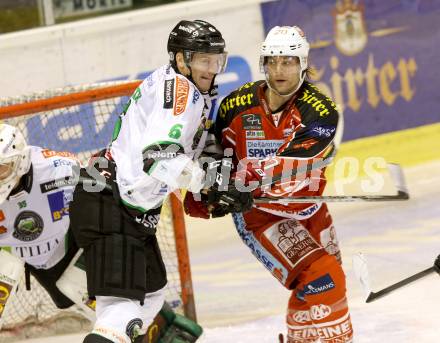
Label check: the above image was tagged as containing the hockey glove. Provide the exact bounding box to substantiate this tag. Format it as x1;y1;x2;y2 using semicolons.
183;191;210;219
204;159;254;216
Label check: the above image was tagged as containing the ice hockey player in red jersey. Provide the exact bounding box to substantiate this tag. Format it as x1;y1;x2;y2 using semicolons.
186;25;354;343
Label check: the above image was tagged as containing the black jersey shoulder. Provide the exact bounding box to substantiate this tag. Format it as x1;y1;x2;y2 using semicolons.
295;81;339;125
217;81;263;122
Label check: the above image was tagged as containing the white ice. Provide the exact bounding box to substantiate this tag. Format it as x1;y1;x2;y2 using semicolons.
16;160;440;343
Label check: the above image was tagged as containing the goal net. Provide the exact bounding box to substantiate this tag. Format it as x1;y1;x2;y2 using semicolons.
0;81;196;342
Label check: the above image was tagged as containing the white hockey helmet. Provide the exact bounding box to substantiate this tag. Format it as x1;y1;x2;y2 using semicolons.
260;26;310;92
0;124;31;203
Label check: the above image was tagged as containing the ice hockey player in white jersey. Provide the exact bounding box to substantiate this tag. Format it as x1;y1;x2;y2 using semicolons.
70;20;233;343
0;123;83;327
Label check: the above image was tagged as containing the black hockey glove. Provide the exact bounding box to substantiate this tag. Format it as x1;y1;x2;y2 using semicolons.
202;157;253;217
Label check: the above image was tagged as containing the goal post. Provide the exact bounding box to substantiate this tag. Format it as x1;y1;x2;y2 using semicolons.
0;80;197;340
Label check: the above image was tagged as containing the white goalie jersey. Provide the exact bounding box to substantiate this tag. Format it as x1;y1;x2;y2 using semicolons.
0;146;78;270
110;64;216;212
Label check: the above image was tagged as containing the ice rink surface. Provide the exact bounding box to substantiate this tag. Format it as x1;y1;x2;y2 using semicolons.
17;160;440;343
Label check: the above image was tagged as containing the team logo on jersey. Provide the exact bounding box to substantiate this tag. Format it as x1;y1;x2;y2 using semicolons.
13;211;44;242
163;79;174;109
174;77;189;116
242;114;262;130
47;190;70;222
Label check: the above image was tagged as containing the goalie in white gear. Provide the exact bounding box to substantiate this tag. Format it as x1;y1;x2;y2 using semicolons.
69;19;228;343
0;123;93;329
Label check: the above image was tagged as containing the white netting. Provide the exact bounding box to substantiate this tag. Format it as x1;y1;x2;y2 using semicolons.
0;81;186;342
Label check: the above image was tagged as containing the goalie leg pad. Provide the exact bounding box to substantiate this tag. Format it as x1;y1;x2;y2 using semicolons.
85;233;148;302
142;302;203;343
26;229;79;309
140;286;166;330
83;333;114;343
56;248;95;320
0;249;24;326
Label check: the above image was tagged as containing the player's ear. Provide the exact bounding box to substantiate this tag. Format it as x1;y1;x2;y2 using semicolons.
176;52;190;76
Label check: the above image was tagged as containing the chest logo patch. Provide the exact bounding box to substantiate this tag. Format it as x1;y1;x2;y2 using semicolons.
13;211;44;242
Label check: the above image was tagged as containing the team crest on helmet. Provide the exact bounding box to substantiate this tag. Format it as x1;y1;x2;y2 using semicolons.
333;0;368;56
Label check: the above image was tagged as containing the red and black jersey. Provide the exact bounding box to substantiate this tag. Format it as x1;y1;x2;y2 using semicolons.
214;80;339;224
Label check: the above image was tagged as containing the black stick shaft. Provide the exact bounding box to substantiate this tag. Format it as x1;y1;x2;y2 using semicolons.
366;266;435;303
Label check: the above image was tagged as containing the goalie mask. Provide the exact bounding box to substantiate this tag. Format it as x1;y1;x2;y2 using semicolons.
260;25;310;96
0;124;31;203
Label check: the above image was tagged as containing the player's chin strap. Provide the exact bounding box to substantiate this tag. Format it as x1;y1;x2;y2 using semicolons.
0;249;25;330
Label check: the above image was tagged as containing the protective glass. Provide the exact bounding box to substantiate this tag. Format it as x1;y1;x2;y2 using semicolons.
189;52;228;74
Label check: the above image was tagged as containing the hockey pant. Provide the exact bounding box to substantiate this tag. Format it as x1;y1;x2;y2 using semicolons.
232;204;353;343
70;177;167;342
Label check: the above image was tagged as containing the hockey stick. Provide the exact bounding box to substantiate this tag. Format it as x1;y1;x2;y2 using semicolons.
254;163;409;204
353;253;440;303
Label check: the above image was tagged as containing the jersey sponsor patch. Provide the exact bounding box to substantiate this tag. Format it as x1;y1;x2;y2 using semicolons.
308;123;336;138
174;77;189;116
47;191;69;222
192;89;200;104
40;178;75;193
310;304;332;321
163;79;174;109
291;138;318;151
265;219;322;271
242;114;262;130
53;158;75;168
13;211;44;242
245;130;265;139
41;149;76;159
246;140;284;158
135;213;161;230
297;273;336;300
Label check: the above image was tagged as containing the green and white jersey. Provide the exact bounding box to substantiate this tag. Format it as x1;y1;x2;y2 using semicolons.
0;146;79;269
110;64;215;212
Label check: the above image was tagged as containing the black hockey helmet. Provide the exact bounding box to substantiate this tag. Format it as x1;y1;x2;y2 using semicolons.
167;19;226;71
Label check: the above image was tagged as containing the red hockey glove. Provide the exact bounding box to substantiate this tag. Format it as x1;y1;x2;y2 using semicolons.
183;191;210;219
